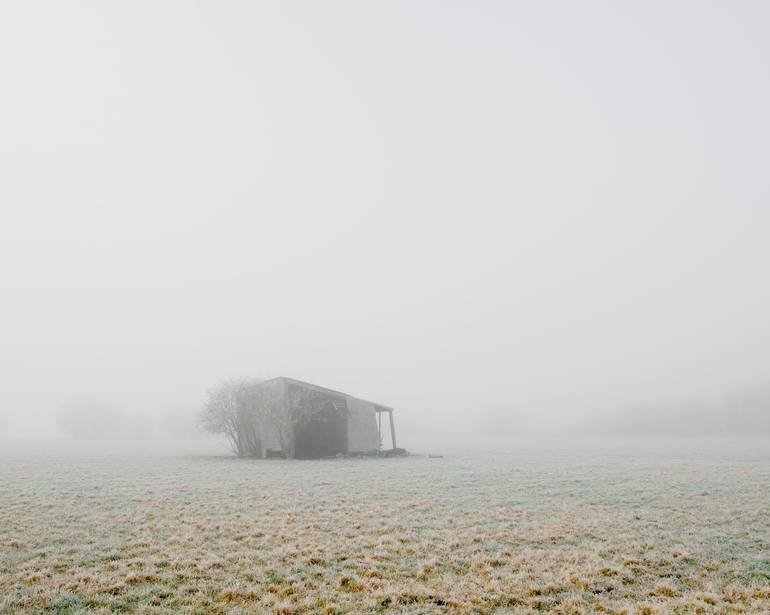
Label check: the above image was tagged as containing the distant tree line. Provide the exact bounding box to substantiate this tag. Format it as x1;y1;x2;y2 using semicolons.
56;397;200;440
57;397;148;439
592;383;770;436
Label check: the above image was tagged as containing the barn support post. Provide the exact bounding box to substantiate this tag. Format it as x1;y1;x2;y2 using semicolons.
388;410;397;450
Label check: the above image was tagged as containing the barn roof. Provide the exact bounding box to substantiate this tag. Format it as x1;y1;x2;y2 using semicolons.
260;376;394;412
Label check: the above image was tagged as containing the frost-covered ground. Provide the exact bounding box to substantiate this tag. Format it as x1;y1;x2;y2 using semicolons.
1;438;769;614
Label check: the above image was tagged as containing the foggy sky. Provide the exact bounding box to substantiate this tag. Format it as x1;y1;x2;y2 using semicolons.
2;1;769;440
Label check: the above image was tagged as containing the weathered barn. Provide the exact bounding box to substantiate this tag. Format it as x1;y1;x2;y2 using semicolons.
253;377;398;459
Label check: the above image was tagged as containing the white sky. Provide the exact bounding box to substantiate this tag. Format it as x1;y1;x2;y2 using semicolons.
1;1;769;438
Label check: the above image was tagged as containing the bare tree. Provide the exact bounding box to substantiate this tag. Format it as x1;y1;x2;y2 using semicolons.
199;379;263;457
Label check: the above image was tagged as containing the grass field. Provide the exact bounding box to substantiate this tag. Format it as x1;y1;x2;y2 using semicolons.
2;438;769;614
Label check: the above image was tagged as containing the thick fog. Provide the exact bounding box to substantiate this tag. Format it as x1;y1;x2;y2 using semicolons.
2;2;769;446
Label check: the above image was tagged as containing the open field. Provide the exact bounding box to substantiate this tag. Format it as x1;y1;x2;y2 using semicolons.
2;438;770;614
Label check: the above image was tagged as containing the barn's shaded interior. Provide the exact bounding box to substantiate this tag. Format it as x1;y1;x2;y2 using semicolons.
288;383;349;458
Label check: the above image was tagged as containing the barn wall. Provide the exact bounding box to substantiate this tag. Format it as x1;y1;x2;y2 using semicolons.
347;398;380;453
253;378;286;456
252;414;282;456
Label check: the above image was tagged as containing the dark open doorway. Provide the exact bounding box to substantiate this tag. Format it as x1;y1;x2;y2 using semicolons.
291;391;348;458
